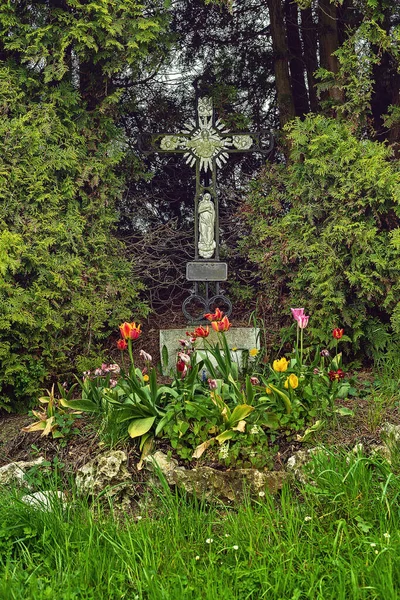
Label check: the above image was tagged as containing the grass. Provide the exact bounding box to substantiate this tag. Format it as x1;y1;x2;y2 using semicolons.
1;449;400;599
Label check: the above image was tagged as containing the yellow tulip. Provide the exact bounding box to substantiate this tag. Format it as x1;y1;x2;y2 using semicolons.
273;357;289;372
284;374;299;389
143;374;149;382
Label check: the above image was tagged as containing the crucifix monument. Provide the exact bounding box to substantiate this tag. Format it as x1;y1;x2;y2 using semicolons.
140;95;274;322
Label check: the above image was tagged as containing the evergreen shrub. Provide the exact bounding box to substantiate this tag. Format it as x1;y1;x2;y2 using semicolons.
241;115;400;356
0;68;148;411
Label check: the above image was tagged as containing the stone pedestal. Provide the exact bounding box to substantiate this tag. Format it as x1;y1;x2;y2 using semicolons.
159;327;260;375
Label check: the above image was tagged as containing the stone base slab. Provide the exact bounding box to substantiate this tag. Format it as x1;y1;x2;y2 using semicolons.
159;327;260;375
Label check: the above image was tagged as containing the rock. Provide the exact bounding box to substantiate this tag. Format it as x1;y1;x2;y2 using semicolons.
0;457;46;488
145;451;287;502
381;422;400;444
370;444;392;463
286;447;326;484
21;491;67;511
375;422;400;464
75;450;135;508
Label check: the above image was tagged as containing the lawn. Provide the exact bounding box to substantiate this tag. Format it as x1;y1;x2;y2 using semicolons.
0;448;399;600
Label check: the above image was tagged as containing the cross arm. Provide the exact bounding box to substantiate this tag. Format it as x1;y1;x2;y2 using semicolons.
220;130;274;156
138;131;197;155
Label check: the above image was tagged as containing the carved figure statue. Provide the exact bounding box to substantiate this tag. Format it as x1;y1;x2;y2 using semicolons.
198;193;216;259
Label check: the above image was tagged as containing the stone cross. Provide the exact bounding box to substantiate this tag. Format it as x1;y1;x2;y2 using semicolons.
140;96;274;321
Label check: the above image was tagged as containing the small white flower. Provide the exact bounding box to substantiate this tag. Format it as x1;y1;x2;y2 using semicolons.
258;491;265;497
304;516;312;522
370;543;377;548
375;550;379;554
232;545;239;550
195;555;200;560
250;425;259;435
219;445;229;459
383;532;390;540
225;533;230;538
206;538;213;544
136;515;143;521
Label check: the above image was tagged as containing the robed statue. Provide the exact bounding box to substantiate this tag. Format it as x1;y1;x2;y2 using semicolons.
198;193;216;259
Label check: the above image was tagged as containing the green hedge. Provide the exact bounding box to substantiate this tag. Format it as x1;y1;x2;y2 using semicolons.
0;69;148;411
241;115;400;356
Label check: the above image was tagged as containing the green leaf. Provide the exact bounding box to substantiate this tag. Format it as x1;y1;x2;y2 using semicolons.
266;384;292;414
245;375;254;404
215;430;234;443
297;420;325;442
335;407;354;417
59;398;100;413
228;404;254;427
128;416;156;438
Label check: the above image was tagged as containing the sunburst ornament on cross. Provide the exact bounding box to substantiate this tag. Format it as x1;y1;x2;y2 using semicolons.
159;97;254;172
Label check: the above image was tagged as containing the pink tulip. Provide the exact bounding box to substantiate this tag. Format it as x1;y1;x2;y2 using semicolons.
178;352;191;365
290;308;305;322
208;378;218;390
297;315;309;329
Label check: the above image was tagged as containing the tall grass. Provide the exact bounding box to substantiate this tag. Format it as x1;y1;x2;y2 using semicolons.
0;449;400;599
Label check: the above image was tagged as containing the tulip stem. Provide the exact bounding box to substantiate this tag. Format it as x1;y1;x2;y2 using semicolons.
128;339;135;369
300;327;303;369
120;350;127;375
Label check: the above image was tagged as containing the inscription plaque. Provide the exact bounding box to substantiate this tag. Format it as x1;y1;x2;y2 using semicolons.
186;261;228;282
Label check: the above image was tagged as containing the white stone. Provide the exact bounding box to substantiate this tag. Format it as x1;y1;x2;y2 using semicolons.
21;491;67;511
0;457;46;488
75;450;134;509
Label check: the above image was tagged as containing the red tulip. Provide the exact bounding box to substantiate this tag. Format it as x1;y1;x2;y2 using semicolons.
176;359;188;378
332;328;344;340
194;325;210;338
119;321;142;340
117;339;128;350
204;308;224;322
186;325;209;339
328;369;345;381
211;315;231;332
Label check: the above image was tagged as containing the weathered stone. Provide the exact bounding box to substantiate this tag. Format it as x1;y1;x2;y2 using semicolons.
21;491;67;512
285;447;327;484
76;450;135;508
381;422;400;444
0;457;46;488
145;451;180;485
145;451;287;502
160;327;260;374
370;444;392;463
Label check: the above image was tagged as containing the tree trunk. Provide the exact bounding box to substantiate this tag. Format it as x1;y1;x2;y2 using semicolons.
285;0;309;118
300;6;319;112
318;0;343;102
266;0;295;127
79;60;108;111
